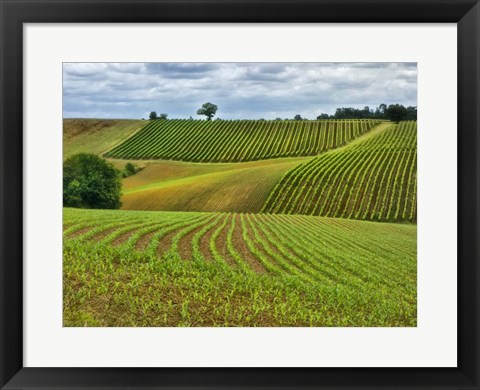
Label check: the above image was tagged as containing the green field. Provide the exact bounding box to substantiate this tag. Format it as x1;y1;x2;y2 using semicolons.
121;157;309;213
105;119;381;162
64;208;416;327
64;118;144;160
63;118;417;327
262;121;417;222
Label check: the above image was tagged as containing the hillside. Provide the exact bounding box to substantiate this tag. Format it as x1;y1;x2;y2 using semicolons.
105;119;382;162
262;121;417;222
121;157;309;213
64;207;416;327
63;118;144;159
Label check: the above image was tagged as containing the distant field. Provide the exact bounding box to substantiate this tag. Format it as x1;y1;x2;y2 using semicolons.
63;208;417;327
63;118;143;159
262;121;417;222
105;119;382;162
121;157;309;213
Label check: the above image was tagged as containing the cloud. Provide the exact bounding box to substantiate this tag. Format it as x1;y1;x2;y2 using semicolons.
63;62;417;119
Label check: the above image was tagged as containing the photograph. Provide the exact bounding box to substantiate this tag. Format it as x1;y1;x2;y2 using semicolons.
62;62;417;327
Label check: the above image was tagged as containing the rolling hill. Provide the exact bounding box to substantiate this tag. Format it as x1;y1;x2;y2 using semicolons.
62;117;417;327
63;118;144;160
262;121;417;222
121;157;310;213
64;207;416;327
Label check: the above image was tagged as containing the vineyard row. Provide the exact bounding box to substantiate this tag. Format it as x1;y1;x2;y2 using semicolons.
261;121;417;222
105;119;382;162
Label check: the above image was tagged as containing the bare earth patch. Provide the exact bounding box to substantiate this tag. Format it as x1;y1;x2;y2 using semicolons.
157;229;180;258
177;224;207;261
135;231;157;252
232;215;266;274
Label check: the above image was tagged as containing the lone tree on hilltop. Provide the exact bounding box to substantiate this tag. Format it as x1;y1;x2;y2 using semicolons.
294;114;303;121
197;102;218;120
63;153;122;209
149;111;158;120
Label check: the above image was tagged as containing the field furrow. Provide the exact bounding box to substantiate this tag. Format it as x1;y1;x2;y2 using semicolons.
64;207;417;326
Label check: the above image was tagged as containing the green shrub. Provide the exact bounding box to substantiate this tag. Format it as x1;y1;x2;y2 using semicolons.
63;153;122;209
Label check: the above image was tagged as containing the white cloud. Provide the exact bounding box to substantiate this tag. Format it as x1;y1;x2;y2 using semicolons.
63;62;417;119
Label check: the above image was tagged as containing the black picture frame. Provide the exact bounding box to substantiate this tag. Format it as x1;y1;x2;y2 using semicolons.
1;0;479;389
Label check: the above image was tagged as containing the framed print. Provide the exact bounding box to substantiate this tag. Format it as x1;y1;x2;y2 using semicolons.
1;0;479;389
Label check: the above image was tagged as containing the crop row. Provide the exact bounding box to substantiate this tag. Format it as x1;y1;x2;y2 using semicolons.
105;119;381;162
261;121;417;222
64;208;416;295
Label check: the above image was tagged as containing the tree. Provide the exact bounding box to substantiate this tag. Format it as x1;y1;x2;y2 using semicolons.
316;113;330;120
363;106;372;117
386;104;408;123
149;111;158;120
196;102;218;120
125;162;136;175
159;113;168;120
406;106;417;121
294;114;303;121
63;153;122;209
122;162;140;178
378;103;387;116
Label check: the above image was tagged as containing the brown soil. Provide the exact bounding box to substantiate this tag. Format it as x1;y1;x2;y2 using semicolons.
177;224;209;261
213;216;237;267
66;226;92;239
89;227;118;243
198;222;217;262
157;229;180;258
63;118;121;139
135;230;157;252
232;215;266;274
112;230;136;247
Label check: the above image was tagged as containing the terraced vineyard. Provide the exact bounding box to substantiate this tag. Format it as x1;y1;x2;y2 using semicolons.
262;121;417;222
105;119;381;162
64;207;416;327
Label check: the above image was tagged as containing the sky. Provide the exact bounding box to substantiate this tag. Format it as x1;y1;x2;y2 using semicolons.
63;62;417;120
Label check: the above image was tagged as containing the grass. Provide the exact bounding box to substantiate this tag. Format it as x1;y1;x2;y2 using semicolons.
63;118;144;160
121;157;310;213
64;207;417;327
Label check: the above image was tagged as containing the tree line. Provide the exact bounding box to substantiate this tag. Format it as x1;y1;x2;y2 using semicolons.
148;102;416;123
149;102;218;122
315;104;417;123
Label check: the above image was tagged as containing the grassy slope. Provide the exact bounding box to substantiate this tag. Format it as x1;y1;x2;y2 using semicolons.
64;208;416;327
121;157;310;213
63;118;144;160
